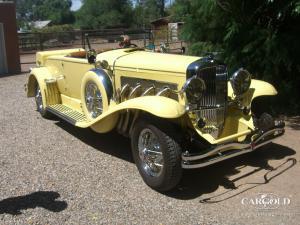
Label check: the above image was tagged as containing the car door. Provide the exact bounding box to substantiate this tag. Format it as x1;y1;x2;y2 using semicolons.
60;57;93;100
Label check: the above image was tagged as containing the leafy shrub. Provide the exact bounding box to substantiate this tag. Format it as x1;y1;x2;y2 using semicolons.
172;0;300;114
32;24;74;33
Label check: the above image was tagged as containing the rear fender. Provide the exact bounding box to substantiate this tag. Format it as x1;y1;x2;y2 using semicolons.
26;67;55;107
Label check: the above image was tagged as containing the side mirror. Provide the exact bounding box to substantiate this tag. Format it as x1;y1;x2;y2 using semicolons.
88;55;96;64
87;50;96;64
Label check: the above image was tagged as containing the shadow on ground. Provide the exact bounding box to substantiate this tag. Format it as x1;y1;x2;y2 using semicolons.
286;116;300;130
55;120;296;201
55;121;133;163
169;143;296;201
0;191;67;215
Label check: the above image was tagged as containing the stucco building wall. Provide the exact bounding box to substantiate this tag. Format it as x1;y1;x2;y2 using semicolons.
0;2;20;75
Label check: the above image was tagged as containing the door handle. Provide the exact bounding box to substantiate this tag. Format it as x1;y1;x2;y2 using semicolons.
56;75;65;80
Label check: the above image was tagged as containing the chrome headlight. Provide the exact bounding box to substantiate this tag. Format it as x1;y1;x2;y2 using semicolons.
182;76;206;104
230;68;251;96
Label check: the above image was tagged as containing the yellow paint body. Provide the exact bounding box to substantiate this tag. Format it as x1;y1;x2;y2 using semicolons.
27;48;278;144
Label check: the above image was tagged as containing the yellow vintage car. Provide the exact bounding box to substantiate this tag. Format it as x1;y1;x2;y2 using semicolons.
26;46;285;191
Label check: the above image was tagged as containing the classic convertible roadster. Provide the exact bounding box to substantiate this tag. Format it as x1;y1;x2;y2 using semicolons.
26;45;285;191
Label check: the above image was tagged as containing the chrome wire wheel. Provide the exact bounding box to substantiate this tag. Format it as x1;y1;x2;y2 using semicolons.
85;81;103;118
138;128;164;177
35;85;43;112
131;119;182;191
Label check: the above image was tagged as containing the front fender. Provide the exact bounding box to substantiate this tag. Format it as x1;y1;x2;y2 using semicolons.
249;79;277;98
77;96;186;128
228;79;277;105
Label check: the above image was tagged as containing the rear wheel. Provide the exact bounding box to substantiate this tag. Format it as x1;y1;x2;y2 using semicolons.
131;119;182;192
35;84;51;118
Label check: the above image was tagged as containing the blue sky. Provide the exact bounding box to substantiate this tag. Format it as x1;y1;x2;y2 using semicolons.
71;0;82;11
71;0;172;11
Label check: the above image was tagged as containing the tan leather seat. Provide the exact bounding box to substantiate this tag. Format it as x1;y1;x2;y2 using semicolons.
68;51;87;58
68;49;114;59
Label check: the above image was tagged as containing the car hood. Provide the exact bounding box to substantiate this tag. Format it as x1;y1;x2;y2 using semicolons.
96;49;201;75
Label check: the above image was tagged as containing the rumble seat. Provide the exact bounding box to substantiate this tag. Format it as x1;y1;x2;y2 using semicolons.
68;51;87;58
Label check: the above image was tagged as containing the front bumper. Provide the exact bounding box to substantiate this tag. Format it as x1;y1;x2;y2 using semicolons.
182;121;285;169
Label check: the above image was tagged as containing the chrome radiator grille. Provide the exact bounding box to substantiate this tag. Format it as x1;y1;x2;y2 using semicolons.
196;64;227;138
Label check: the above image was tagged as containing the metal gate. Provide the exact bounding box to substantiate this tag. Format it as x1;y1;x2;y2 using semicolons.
0;23;8;75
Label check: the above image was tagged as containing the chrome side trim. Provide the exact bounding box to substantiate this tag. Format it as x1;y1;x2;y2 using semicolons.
129;84;142;99
120;83;131;101
142;86;155;96
156;87;171;97
120;77;178;101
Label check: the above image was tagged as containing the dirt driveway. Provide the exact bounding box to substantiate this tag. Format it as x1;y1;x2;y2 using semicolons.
0;56;299;225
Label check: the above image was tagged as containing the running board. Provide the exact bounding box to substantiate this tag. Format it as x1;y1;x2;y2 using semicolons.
46;104;88;126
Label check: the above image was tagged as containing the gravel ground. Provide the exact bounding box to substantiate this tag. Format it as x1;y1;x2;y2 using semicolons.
0;58;299;224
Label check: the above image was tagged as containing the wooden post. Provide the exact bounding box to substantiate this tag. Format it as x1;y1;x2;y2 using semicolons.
81;30;85;49
38;33;43;51
143;29;146;47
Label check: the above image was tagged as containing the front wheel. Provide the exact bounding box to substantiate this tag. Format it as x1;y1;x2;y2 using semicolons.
131;119;182;192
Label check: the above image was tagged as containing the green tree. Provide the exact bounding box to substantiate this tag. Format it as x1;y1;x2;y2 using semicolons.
15;0;75;25
34;0;75;24
76;0;133;29
133;0;167;28
169;0;191;21
172;0;300;114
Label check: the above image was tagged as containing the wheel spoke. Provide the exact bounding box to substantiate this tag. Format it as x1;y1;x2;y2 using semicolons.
145;149;162;155
153;162;163;167
85;81;103;118
138;129;164;177
35;87;43;111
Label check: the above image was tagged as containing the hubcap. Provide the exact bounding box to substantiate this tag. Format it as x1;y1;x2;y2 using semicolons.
35;86;43;112
138;128;164;177
85;81;103;118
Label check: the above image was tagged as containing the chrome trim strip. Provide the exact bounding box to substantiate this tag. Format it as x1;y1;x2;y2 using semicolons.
182;127;284;169
156;87;171;97
254;140;272;150
182;147;253;169
115;65;184;75
129;84;142;99
120;77;178;101
142;86;155;96
253;128;283;143
182;142;250;161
